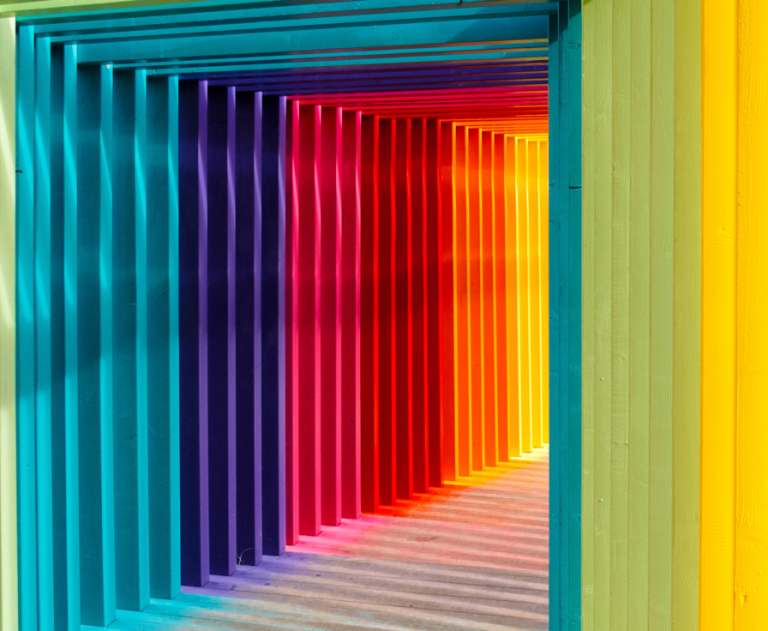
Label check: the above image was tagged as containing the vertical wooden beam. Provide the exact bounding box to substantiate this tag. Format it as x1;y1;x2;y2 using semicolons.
34;35;55;630
492;133;510;463
320;106;342;526
286;99;300;545
467;127;484;472
0;18;18;631
701;0;736;627
480;130;497;467
377;118;396;506
734;0;768;626
207;85;237;576
234;90;261;566
425;119;443;488
527;140;543;451
453;125;470;477
77;60;116;626
146;75;178;597
539;143;549;446
360;114;379;512
63;44;81;628
341;110;362;518
438;121;456;483
504;136;521;459
394;118;412;500
261;94;287;555
178;79;209;587
515;138;532;454
410;118;429;494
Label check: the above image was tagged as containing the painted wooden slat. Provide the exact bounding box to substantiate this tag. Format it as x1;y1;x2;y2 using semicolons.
34;35;55;631
285;99;299;546
492;133;509;463
453;125;470;478
515;137;532;455
261;94;287;555
62;44;81;629
734;1;768;625
16;24;37;631
410;118;429;495
539;142;549;446
376;118;396;506
206;85;237;577
320;106;342;526
146;75;178;596
424;118;443;489
466;127;483;473
76;60;115;626
480;130;497;467
672;1;701;627
626;2;651;628
360;114;380;513
503;135;520;459
700;0;736;626
233;90;261;567
527;140;543;452
648;0;674;626
0;17;18;631
112;66;149;611
340;109;362;519
439;121;456;483
178;79;210;588
294;103;322;535
394;117;413;500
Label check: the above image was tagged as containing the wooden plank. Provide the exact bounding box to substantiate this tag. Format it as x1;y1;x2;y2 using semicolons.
527;140;542;451
410;118;429;494
735;1;768;625
0;18;18;631
62;44;82;629
503;135;521;459
34;35;56;630
425;118;443;489
178;78;210;588
261;94;288;555
146;75;178;597
672;0;701;627
492;133;509;463
480;131;497;467
515;138;532;455
341;109;362;518
207;85;237;577
377;118;396;506
700;0;736;626
648;0;674;625
320;106;342;526
295;103;322;535
466;127;484;472
453;125;471;478
360;114;380;513
233;90;261;566
538;143;548;446
439;121;456;483
77;60;116;626
394;117;413;500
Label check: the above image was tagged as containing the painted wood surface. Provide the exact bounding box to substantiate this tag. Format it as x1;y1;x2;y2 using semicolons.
0;17;17;631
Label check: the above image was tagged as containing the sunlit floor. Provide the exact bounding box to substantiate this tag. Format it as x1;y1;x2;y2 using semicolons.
102;449;548;631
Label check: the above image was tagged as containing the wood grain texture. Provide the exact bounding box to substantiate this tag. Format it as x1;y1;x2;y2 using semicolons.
0;17;17;631
672;0;701;627
735;0;768;625
701;1;736;628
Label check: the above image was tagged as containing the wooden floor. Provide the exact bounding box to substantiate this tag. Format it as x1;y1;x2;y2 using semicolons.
102;449;548;631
